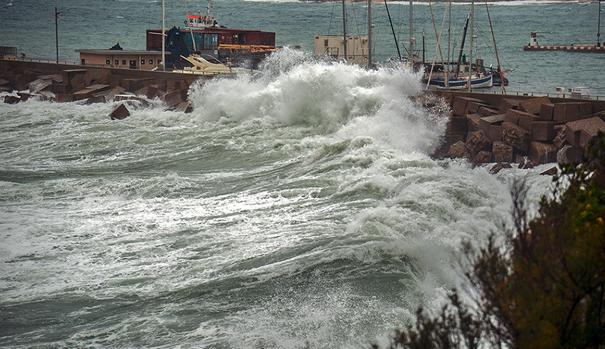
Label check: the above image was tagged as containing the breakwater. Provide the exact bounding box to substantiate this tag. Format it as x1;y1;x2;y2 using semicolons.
0;59;209;114
433;90;605;170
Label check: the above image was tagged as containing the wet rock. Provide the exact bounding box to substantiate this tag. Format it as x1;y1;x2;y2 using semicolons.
557;145;583;165
110;103;130;120
540;166;558;176
531;121;555;142
175;101;193;113
465;130;491;156
565;117;605;149
529;141;557;164
473;150;493;164
17;92;31;102
447;141;467;158
492;141;514;163
3;95;20;104
490;162;512;174
502;121;531;153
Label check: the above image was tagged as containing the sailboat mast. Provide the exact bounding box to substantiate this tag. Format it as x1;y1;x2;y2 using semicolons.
598;0;602;47
368;0;372;68
455;15;470;77
447;0;452;74
161;0;166;70
409;0;414;61
485;1;505;92
385;0;402;60
342;0;348;60
468;0;475;92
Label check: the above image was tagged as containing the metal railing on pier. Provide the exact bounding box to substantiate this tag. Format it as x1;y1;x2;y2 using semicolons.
452;88;605;101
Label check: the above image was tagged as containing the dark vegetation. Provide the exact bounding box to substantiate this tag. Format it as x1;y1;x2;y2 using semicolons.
378;133;605;349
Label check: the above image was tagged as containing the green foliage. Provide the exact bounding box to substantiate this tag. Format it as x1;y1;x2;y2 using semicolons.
381;133;605;349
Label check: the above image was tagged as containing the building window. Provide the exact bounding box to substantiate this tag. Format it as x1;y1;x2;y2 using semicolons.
158;59;162;65
129;60;136;67
81;59;86;65
141;59;145;65
115;59;119;65
324;39;329;47
149;59;153;64
122;59;126;65
106;59;111;65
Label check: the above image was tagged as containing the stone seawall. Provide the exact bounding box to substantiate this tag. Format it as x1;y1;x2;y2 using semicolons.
432;91;605;169
0;59;211;114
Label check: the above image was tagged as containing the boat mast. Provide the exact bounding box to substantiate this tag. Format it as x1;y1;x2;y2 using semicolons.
598;0;602;47
485;1;505;92
385;0;402;60
447;0;452;82
368;0;372;68
468;0;475;92
409;0;414;62
342;0;348;61
455;15;470;77
55;6;60;64
161;0;166;70
207;0;213;17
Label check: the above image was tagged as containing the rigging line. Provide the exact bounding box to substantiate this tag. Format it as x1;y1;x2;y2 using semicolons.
426;2;449;89
485;0;506;93
385;0;403;60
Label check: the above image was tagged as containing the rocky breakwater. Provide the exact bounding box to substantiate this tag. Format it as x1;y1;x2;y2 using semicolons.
0;60;204;118
433;92;605;172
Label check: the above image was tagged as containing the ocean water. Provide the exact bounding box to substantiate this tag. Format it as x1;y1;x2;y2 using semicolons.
0;1;589;348
0;0;604;95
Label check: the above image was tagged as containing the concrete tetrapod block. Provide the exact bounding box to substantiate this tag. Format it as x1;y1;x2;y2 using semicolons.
519;96;551;115
28;78;52;94
446;116;469;135
553;102;593;124
531;121;555;142
466;130;491;156
467;114;481;132
452;96;485;117
448;141;468;158
478;106;499;117
565;117;605;149
473;150;493;164
539;103;555;121
492;141;514;163
110;103;130;120
502;121;531;154
499;98;521;113
529;141;558;164
557;145;583;165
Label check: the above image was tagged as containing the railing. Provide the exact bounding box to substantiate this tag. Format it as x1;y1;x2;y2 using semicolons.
458;88;604;101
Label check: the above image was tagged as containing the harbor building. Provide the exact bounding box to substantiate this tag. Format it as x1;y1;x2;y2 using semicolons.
76;49;169;70
314;35;369;66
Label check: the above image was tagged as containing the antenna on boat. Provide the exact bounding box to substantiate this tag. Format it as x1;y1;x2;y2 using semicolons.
207;0;213;18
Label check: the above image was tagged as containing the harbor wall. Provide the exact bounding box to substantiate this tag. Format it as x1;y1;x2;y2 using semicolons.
0;59;210;111
433;90;605;170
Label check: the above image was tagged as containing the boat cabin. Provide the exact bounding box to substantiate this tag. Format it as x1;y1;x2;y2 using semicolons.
76;49;169;70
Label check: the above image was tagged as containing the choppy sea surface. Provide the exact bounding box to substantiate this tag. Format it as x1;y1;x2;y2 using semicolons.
0;0;594;348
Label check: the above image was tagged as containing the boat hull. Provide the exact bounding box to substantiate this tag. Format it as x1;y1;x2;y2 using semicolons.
425;74;493;90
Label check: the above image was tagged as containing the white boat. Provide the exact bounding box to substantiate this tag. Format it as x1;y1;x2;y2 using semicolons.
173;54;246;76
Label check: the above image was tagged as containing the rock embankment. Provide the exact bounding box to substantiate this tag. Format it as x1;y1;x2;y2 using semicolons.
0;60;201;116
433;92;605;169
